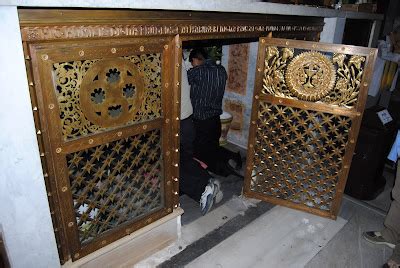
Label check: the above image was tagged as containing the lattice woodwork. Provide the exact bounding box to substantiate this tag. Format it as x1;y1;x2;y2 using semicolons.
245;38;377;219
251;102;351;211
262;46;366;108
67;129;163;244
53;53;162;140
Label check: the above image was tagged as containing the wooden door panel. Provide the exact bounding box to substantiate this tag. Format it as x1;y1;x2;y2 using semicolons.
28;37;179;260
244;38;377;219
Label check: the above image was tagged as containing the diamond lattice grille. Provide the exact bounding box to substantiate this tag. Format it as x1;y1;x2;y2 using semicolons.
251;101;352;211
67;129;163;243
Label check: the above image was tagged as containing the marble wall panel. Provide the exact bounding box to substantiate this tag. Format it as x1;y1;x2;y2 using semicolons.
226;43;250;95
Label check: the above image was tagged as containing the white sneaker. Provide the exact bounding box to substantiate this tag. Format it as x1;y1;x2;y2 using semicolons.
200;179;223;215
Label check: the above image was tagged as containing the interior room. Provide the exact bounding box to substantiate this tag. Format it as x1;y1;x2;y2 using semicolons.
1;1;400;268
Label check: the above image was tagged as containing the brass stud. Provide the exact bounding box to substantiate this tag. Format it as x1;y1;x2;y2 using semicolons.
29;81;34;86
146;218;152;224
175;133;179;137
101;240;107;245
173;177;178;181
74;253;80;259
278;99;283;103
164;45;169;50
174;204;178;208
25;55;30;60
261;39;265;43
166;151;170;156
44;173;49;177
174;191;178;195
125;228;131;234
176;101;180;104
167;181;172;186
176;117;180;121
140;46;145;52
117;131;122;137
312;44;317;49
40;153;45;157
174;163;179;167
61;186;68;192
257;68;262;72
165;119;170;123
255;95;259;99
249;144;253;148
111;48;116;54
56;148;62;154
41;54;48;61
79;50;85;56
363;82;368;87
303;104;308;108
47;191;52;196
175;149;179;153
252;121;256;125
176;82;180;87
68;222;74;227
356;112;361;116
176;44;181;49
247;166;251;170
344;165;349;169
48;104;55;110
350;139;355;143
176;63;180;68
285;41;289;45
36;130;41;135
88;139;94;144
168;208;172;212
33;106;38;111
165;83;169;88
143;124;148;130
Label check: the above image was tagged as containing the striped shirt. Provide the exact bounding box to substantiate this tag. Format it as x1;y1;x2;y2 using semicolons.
187;59;227;120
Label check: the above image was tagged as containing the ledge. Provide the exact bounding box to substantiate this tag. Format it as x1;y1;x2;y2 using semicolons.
2;0;384;20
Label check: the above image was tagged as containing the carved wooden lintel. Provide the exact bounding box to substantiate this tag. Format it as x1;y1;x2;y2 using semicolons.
21;23;323;41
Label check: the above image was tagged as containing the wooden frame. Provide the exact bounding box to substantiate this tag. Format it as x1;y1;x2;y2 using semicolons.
26;36;178;261
244;37;377;219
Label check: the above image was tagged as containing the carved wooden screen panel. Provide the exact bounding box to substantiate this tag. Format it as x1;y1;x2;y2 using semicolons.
27;37;180;260
244;38;377;219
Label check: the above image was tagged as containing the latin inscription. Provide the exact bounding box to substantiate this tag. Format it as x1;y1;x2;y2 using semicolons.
22;24;323;41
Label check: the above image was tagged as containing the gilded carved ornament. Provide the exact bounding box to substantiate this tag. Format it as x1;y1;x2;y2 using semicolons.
262;46;366;108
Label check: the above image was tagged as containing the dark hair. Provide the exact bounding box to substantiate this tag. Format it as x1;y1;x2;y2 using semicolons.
189;48;208;63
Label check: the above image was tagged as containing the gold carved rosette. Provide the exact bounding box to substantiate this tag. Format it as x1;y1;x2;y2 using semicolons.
27;37;179;261
245;38;377;219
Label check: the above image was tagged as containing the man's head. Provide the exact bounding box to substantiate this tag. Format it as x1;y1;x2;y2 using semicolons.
189;48;207;67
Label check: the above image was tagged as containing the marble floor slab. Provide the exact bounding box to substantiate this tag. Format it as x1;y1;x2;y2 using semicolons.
187;206;347;268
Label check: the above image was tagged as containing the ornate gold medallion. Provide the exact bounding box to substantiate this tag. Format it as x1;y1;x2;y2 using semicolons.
80;58;144;128
285;52;336;101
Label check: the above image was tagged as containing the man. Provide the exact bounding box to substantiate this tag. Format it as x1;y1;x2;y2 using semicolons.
179;53;223;215
187;48;241;177
363;131;400;268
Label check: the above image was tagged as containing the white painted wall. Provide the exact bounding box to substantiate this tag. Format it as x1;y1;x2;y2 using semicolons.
320;17;346;44
0;6;60;268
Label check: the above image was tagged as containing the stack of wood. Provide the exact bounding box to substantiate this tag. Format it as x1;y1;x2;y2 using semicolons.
341;3;377;13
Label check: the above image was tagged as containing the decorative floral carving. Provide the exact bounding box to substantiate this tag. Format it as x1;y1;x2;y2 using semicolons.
53;53;162;140
262;47;366;108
